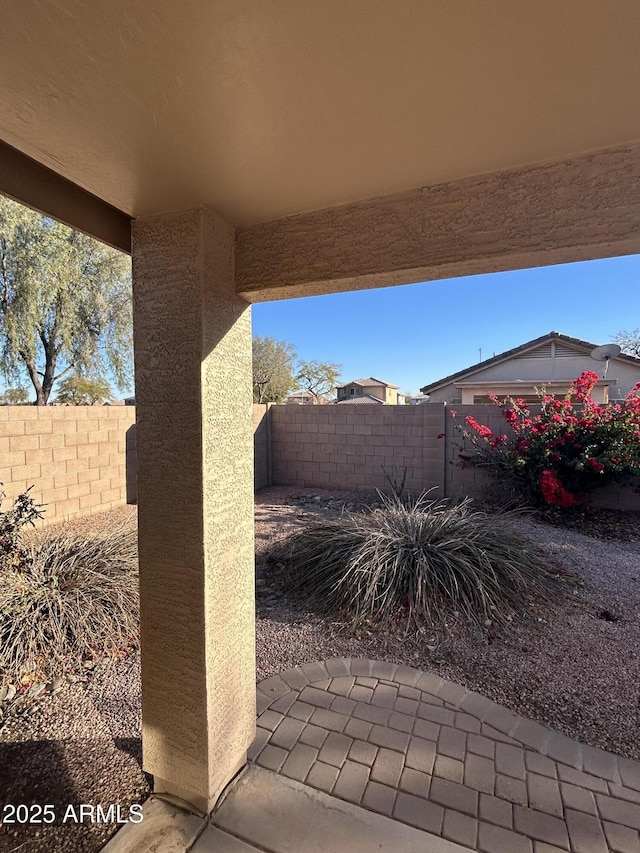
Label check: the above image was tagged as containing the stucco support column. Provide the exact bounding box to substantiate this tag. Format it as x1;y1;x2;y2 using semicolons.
132;208;255;813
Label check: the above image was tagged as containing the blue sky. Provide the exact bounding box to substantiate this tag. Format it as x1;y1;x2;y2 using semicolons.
252;254;640;395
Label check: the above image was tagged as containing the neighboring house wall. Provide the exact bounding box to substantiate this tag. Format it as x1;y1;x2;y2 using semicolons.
337;381;399;403
287;395;315;405
0;405;136;525
427;352;640;404
424;386;457;403
337;382;373;401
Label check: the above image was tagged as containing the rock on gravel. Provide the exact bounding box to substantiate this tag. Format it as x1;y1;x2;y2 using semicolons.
0;677;149;853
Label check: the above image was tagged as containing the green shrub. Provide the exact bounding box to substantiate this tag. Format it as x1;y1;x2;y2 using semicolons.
0;521;139;682
274;492;566;630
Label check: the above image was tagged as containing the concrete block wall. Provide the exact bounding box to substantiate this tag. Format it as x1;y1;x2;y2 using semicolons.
270;403;448;494
0;405;136;526
445;405;508;501
253;404;271;490
3;403;635;525
267;402;639;510
588;480;640;510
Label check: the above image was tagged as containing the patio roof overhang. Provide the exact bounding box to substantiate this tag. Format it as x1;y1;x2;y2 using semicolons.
1;1;640;251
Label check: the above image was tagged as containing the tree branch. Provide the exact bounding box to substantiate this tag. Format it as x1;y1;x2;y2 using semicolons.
52;363;75;383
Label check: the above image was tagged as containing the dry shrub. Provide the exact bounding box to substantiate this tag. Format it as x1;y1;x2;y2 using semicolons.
275;492;567;630
0;521;139;682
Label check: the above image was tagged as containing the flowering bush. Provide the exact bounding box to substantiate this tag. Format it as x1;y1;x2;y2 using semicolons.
454;371;640;507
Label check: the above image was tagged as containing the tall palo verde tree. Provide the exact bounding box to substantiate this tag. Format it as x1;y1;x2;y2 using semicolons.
0;197;132;404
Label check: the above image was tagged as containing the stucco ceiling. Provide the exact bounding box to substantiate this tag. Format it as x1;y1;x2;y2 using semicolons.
2;1;640;226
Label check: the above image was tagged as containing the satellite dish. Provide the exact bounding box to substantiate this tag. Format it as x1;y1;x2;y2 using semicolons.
590;343;621;378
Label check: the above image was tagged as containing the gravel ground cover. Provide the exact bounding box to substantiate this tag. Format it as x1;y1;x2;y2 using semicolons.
1;487;639;852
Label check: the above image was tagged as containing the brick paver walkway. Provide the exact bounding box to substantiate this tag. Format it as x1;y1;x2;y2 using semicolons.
250;659;640;852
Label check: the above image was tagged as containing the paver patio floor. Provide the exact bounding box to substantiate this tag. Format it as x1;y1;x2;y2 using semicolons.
251;659;640;852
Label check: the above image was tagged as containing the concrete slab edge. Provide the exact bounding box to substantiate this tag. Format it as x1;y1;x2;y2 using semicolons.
211;765;474;853
100;795;207;853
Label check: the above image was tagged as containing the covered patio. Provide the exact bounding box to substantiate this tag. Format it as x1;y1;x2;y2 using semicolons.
2;2;640;850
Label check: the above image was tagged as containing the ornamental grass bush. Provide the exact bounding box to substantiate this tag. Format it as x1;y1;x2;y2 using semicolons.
455;371;640;508
0;492;139;683
274;492;566;631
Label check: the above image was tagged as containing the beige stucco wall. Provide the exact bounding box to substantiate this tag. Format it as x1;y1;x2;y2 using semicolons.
125;406;272;499
360;383;387;402
427;354;640;405
337;383;397;403
237;145;640;303
132;208;255;813
0;405;135;525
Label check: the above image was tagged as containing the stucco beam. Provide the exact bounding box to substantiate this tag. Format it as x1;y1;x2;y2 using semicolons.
0;139;132;253
236;144;640;302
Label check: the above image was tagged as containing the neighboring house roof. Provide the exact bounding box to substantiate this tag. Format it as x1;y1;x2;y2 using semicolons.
335;394;386;404
337;376;400;389
420;331;640;394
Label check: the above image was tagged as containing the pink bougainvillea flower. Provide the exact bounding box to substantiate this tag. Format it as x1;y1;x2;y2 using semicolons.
540;469;574;507
570;370;600;402
465;415;494;439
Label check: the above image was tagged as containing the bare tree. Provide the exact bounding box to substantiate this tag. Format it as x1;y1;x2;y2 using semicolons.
296;360;341;403
613;328;640;358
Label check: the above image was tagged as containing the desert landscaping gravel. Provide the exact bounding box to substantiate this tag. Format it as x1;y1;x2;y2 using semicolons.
1;486;639;851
